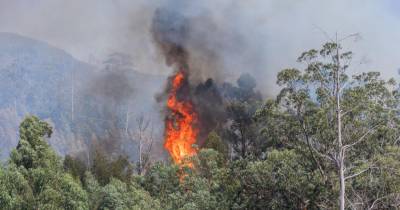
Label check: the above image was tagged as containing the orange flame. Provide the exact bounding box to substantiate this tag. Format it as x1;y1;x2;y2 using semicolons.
164;71;198;165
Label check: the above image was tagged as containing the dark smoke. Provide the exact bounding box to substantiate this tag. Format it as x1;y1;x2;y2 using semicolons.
151;0;246;84
151;7;189;70
193;79;227;144
151;0;229;144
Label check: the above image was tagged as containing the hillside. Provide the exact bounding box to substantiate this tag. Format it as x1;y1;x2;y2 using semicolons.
0;32;165;160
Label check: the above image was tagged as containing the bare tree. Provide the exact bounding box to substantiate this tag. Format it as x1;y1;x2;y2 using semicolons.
125;108;130;135
130;114;154;175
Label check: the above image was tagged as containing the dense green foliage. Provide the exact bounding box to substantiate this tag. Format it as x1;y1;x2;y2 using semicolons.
1;42;400;209
2;116;88;210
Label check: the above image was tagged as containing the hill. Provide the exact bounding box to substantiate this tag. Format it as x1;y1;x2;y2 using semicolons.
0;32;165;160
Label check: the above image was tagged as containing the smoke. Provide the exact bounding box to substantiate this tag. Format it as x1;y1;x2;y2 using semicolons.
150;0;250;85
0;0;399;159
1;0;399;95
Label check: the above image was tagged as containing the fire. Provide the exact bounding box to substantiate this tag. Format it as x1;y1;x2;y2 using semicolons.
164;71;198;165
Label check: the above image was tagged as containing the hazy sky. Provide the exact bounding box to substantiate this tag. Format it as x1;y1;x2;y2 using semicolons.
0;0;399;93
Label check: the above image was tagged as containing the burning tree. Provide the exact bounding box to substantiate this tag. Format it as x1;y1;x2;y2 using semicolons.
151;6;200;166
164;71;199;164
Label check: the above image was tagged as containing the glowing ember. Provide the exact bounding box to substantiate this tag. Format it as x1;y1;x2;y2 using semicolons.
164;71;198;165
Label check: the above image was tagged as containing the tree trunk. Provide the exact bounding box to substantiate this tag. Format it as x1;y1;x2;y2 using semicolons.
71;67;75;122
339;157;345;210
335;39;345;210
125;110;129;135
337;84;345;210
139;137;142;175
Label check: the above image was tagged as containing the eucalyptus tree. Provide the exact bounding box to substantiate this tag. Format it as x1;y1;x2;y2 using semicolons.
259;40;400;209
5;116;89;210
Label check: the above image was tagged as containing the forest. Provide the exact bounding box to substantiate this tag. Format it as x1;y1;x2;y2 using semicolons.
1;41;400;210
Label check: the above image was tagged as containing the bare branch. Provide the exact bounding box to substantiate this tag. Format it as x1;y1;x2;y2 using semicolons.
310;144;337;163
339;33;361;42
343;124;380;150
340;104;363;117
369;193;400;210
312;24;334;42
345;195;357;210
345;168;369;180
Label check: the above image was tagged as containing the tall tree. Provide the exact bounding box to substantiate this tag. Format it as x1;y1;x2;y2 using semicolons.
259;41;400;209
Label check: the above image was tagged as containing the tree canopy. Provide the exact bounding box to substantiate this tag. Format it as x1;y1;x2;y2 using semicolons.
1;42;400;209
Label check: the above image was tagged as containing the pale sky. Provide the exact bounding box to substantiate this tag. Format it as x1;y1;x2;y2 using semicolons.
0;0;399;93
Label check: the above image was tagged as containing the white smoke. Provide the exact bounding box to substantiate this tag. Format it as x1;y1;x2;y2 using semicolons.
0;0;399;95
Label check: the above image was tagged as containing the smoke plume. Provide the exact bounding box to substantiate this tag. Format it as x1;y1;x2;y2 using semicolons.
151;1;231;146
1;0;399;160
1;0;399;94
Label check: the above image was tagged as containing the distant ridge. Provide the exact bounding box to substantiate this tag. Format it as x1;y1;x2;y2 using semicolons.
0;32;165;161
